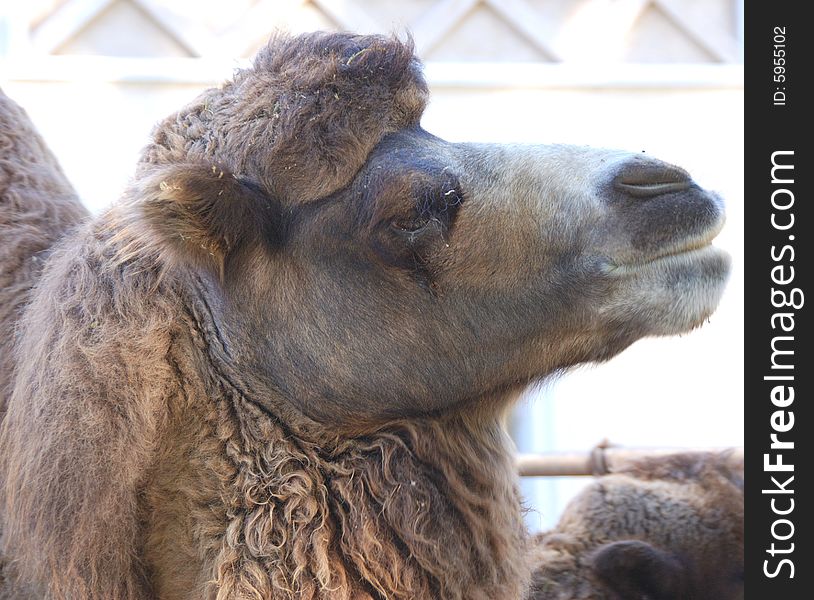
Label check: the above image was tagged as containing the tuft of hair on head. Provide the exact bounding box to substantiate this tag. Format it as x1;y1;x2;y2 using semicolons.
127;162;281;278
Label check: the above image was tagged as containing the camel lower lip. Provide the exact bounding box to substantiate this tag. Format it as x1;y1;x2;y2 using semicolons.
606;211;727;274
607;243;725;273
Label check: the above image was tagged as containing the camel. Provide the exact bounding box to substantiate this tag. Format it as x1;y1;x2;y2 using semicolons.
528;451;744;600
0;32;730;599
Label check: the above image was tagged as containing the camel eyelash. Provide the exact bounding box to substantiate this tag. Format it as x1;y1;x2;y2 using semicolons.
408;182;465;231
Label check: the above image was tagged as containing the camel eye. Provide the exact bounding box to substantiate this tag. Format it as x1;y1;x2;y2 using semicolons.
437;186;464;212
428;184;464;230
390;214;432;233
392;184;463;234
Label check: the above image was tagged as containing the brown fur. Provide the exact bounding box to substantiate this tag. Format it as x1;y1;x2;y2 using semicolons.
0;32;730;599
0;89;88;418
0;224;528;598
528;452;744;600
0;35;526;600
141;32;427;206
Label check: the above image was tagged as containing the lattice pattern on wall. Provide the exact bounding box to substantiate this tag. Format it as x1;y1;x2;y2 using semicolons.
7;0;742;63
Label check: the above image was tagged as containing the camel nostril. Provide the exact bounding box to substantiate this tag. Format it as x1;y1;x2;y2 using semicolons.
613;160;692;198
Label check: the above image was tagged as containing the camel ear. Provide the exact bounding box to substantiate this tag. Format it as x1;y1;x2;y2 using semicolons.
590;540;686;599
139;163;280;269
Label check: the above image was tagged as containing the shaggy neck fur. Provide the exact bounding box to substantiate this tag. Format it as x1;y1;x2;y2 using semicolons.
1;222;531;599
163;287;532;600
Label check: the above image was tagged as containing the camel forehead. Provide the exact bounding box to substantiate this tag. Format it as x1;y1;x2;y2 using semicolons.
144;32;430;206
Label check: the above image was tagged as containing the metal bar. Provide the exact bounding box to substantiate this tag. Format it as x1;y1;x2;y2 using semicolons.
517;446;744;477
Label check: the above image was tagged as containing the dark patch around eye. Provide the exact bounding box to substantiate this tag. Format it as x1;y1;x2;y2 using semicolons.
412;170;465;232
354;158;466;235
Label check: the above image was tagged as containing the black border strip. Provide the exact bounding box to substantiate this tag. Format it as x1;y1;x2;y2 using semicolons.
745;3;810;597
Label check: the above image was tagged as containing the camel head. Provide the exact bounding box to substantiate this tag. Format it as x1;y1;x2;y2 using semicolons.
134;32;730;431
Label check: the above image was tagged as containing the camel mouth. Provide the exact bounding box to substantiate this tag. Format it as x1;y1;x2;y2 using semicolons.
607;243;729;275
605;216;728;274
598;214;730;337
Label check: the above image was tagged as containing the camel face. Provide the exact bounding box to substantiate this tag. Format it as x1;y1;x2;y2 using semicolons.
126;34;730;427
446;140;730;340
200;128;729;428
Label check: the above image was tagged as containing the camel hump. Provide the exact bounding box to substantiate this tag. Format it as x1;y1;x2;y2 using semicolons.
0;88;88;417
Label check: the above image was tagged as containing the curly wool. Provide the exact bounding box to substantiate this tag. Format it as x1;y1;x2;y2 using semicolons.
0;34;531;599
1;221;530;599
172;304;531;600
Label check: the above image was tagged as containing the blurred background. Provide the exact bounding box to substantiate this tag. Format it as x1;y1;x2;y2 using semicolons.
0;0;743;531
